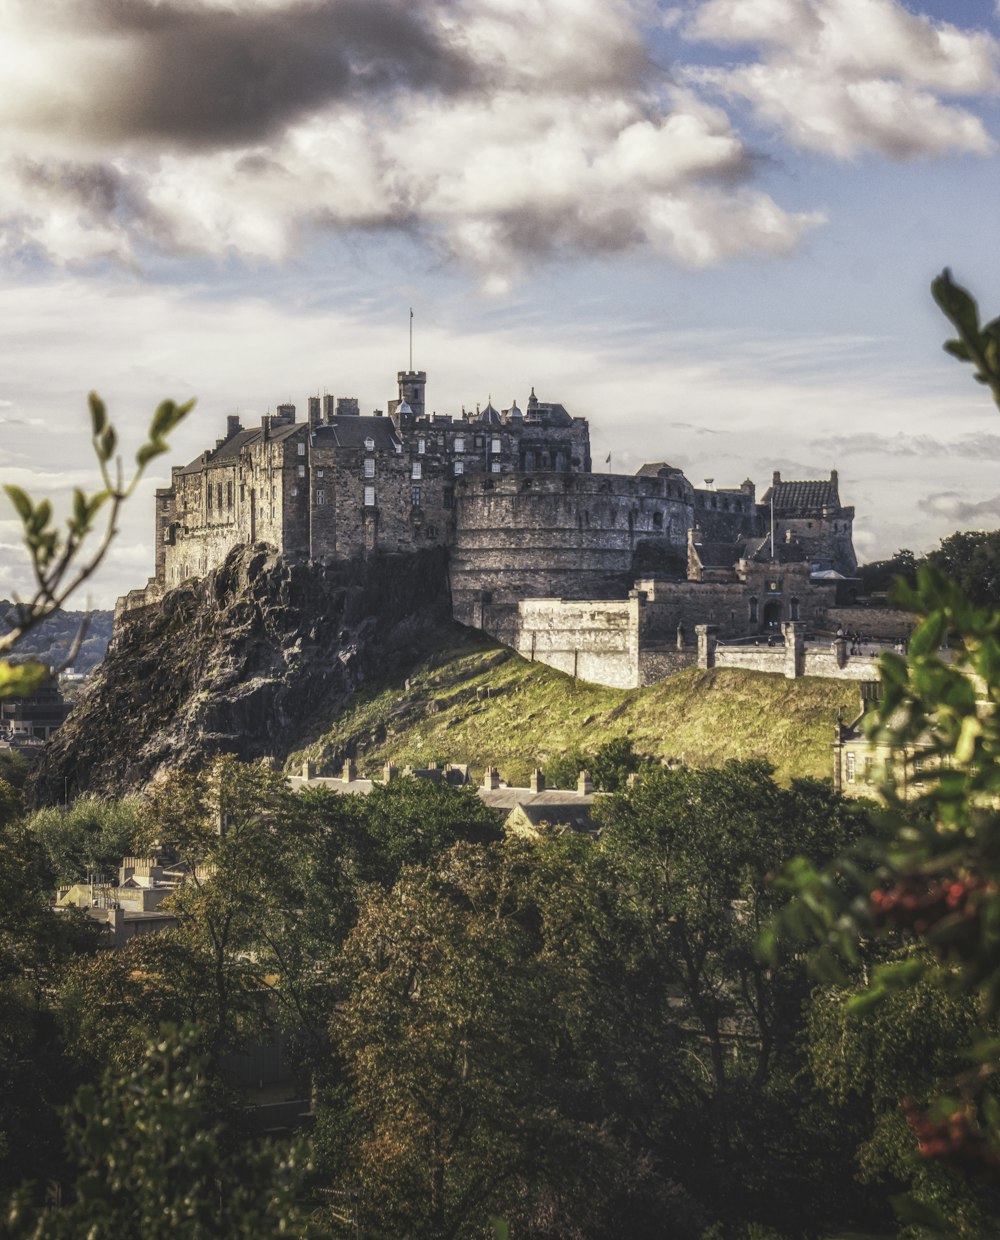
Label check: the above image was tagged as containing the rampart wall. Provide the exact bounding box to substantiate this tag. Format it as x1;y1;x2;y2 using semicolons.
515;597;641;689
826;606;913;639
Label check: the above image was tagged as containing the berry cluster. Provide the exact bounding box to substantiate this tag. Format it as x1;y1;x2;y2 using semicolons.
869;875;988;942
902;1098;1000;1168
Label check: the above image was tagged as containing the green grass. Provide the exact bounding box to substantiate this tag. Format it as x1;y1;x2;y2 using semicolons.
288;628;861;787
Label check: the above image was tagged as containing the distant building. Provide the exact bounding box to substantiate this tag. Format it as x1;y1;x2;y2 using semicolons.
0;677;70;743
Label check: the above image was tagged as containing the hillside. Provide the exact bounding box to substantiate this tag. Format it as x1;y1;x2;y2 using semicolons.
290;628;862;786
29;544;453;804
1;599;113;674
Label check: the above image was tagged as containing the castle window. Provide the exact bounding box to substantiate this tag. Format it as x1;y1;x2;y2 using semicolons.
749;597;758;623
240;484;245;503
491;437;501;453
454;461;464;475
491;461;501;473
443;486;454;508
364;437;375;451
297;464;305;478
455;436;465;453
271;486;277;500
297;442;305;456
316;488;326;505
207;485;212;514
864;756;873;784
364;458;375;479
364;486;376;508
418;438;426;455
316;469;324;478
790;596;800;621
227;482;233;509
846;753;856;784
291;487;298;497
412;461;422;480
476;436;484;449
653;511;663;529
411;486;421;506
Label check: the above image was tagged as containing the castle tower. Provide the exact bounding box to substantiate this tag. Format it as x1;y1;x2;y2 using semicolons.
396;370;426;428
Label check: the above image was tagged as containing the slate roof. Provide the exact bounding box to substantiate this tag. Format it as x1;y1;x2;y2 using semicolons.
694;540;741;569
760;478;840;514
314;416;402;451
508;798;597;833
178;421;306;474
636;461;683;478
478;401;502;426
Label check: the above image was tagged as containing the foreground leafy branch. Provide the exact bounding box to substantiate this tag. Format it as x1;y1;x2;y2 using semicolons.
763;273;1000;1224
0;393;192;697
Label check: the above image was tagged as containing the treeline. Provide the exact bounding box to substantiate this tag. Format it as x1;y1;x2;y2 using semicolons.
860;529;1000;607
0;600;113;675
1;759;996;1237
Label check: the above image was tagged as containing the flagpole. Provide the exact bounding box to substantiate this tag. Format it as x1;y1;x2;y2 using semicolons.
409;307;413;371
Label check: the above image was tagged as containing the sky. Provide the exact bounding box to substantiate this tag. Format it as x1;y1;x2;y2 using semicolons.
1;0;999;607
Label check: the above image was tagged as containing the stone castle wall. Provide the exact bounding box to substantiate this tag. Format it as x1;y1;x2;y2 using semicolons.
451;473;710;624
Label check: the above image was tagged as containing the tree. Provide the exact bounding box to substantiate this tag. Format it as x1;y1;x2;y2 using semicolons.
925;530;1000;608
0;392;192;697
26;794;142;885
595;762;869;1233
329;841;629;1240
5;1025;313;1239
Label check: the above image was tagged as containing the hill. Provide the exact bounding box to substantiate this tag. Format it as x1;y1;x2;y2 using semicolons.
290;627;862;786
1;599;113;674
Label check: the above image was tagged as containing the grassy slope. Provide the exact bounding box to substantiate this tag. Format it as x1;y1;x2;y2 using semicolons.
289;626;862;787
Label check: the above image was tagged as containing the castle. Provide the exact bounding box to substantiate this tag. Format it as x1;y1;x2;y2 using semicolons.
136;369;873;688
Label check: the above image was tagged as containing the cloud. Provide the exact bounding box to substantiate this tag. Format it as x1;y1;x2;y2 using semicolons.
684;0;999;158
0;0;821;283
918;491;1000;524
813;430;1000;458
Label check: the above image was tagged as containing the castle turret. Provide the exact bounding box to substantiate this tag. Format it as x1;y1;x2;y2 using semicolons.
394;370;426;430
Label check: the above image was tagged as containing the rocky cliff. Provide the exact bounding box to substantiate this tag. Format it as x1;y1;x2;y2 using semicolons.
30;544;453;803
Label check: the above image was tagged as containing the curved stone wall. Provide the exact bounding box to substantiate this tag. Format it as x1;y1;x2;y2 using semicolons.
451;473;694;622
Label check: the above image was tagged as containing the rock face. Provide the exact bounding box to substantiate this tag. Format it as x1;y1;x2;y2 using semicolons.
30;544;452;804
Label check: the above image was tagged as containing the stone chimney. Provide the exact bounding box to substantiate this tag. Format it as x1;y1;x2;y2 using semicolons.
308;396;321;428
226;414;242;440
530;769;545;793
482;765;500;790
383;762;398;782
342;760;357;783
577;769;593;795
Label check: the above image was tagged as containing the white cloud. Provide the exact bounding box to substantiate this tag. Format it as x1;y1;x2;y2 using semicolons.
0;0;819;283
685;0;1000;158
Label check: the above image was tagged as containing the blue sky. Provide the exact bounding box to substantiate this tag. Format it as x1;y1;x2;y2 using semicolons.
0;0;999;606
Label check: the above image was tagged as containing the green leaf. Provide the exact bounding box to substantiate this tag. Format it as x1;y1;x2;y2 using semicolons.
136;441;167;469
88;391;107;437
3;484;32;523
890;1191;951;1232
931;269;980;340
0;659;48;699
150;399;177;440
